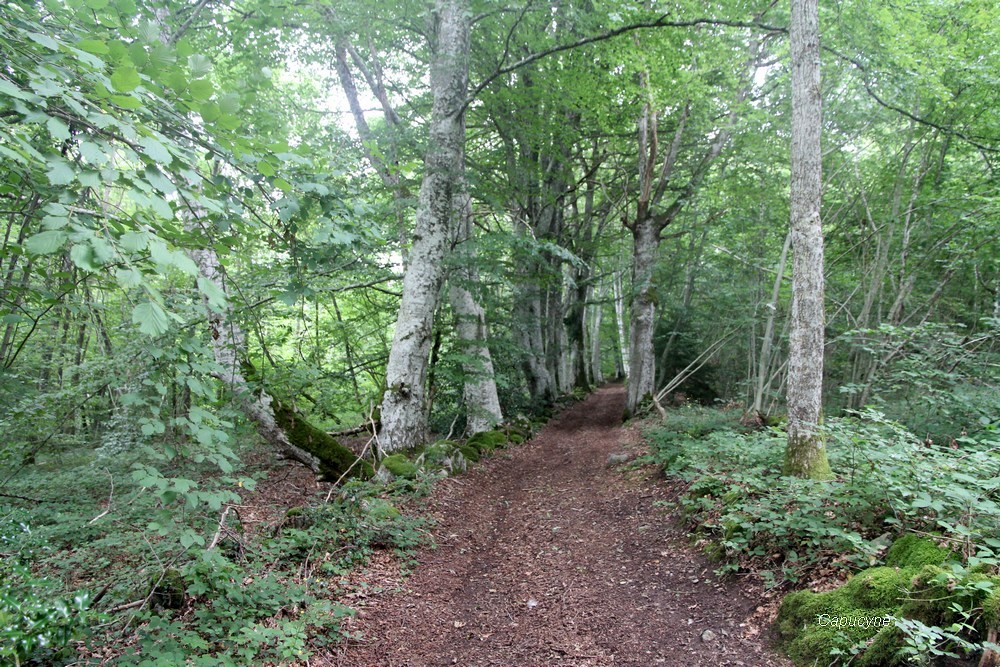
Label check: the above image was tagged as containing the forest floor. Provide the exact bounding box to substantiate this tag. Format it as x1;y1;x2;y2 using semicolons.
324;385;792;667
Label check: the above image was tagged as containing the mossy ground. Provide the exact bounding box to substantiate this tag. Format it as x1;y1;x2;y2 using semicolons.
776;535;996;666
380;454;420;479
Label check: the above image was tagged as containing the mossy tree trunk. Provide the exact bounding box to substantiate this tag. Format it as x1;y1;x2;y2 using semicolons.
784;0;833;479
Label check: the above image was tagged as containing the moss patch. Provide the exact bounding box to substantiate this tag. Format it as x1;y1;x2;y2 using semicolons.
467;429;507;453
777;535;970;666
458;445;480;463
272;400;373;481
884;534;952;569
777;586;895;665
380;454;420;480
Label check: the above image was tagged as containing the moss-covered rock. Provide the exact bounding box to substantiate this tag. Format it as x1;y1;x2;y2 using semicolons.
272;400;373;481
777;535;979;666
282;506;313;529
983;587;1000;627
777;586;895;665
458;444;480;463
379;453;420;480
884;534;953;569
467;429;507;453
844;566;911;609
417;440;467;475
149;568;185;610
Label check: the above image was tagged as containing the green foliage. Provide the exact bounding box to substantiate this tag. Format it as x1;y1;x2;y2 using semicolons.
647;407;1000;585
777;541;1000;666
648;406;1000;664
839;321;1000;439
0;560;94;666
122;551;355;667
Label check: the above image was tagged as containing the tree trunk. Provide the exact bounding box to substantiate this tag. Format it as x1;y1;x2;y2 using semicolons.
625;219;659;417
379;0;470;452
752;232;791;416
784;0;832;479
588;283;604;385
613;269;629;379
448;194;503;434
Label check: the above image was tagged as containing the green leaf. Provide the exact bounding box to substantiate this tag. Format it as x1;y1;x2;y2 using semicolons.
150;241;196;274
86;0;109;9
120;230;149;252
115;267;143;288
129;20;155;42
25;230;68;254
258;160;275;177
138;136;172;164
189;78;213;102
197;276;228;312
187;54;212;78
41;214;69;229
171;251;198;276
77;39;109;54
132;300;171;336
217;92;241;114
46;159;75;185
47;116;71;141
79;140;110;166
147;194;173;220
70;243;102;271
198;101;220;123
179;530;204;549
0;78;34;101
111;66;141;92
111;94;142;109
78;170;102;189
144;166;175;194
216;113;241;130
27;31;60;51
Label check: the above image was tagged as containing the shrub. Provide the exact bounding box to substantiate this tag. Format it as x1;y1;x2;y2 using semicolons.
0;561;93;666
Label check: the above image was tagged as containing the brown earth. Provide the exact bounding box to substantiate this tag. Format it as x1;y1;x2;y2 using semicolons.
330;385;792;667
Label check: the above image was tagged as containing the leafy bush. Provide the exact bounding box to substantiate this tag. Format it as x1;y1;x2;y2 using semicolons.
647;406;1000;664
646;408;1000;584
119;476;431;666
0;560;93;666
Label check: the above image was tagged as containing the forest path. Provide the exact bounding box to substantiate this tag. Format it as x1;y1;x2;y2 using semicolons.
332;385;790;667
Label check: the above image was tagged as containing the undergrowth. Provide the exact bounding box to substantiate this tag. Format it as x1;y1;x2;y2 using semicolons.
0;449;435;665
644;405;1000;663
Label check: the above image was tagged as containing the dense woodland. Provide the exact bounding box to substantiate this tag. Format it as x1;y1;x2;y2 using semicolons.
1;0;997;664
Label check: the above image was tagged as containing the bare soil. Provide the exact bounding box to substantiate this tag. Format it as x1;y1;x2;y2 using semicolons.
330;385;792;667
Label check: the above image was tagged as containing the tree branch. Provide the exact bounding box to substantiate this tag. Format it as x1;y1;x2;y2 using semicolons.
463;14;784;113
823;46;999;154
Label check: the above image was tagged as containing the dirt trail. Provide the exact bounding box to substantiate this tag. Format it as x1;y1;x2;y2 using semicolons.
333;385;790;667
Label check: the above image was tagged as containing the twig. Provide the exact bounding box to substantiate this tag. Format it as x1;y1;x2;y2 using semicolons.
207;505;233;550
445;412;460;441
0;492;50;503
651;393;667;421
88;469;114;525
